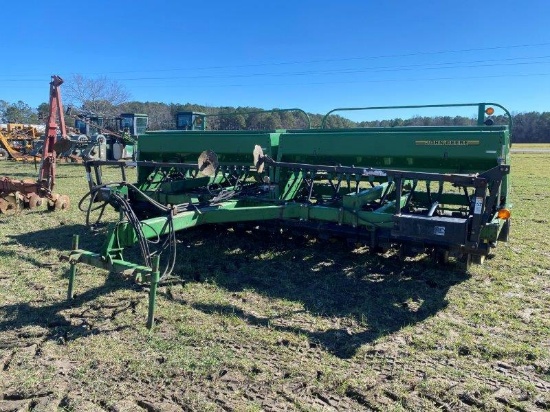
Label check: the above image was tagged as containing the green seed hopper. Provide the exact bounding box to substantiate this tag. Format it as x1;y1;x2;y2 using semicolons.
64;103;512;328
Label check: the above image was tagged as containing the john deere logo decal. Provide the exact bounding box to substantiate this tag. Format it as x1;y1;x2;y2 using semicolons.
415;140;480;146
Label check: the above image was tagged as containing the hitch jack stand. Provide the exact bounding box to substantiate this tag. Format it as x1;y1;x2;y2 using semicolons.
146;256;160;330
67;235;79;300
66;235;161;330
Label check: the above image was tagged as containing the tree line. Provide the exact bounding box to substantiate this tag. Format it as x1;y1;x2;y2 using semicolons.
1;98;549;143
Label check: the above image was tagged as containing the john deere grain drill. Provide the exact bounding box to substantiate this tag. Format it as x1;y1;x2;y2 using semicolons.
65;103;512;328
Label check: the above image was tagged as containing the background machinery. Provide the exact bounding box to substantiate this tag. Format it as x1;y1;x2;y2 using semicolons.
59;111;149;161
64;103;512;328
0;75;71;213
175;111;206;130
0;123;43;161
176;108;312;131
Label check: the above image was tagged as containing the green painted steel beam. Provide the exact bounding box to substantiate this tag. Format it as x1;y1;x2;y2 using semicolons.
108;200;396;249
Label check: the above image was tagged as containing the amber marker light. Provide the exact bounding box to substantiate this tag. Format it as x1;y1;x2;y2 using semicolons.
485;107;495;115
497;208;511;219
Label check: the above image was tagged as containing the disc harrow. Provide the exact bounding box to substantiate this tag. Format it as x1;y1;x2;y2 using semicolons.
0;75;70;214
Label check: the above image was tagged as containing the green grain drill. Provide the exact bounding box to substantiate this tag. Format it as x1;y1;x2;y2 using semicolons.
64;103;512;328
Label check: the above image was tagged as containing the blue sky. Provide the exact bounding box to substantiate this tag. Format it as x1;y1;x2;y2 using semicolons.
2;0;550;121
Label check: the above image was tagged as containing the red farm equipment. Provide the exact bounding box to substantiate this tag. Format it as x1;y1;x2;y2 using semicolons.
0;75;71;214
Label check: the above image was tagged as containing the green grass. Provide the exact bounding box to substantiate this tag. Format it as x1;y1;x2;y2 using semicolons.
0;151;549;411
513;143;550;149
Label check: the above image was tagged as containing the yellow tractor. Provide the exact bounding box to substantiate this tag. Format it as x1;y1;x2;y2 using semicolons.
0;123;42;161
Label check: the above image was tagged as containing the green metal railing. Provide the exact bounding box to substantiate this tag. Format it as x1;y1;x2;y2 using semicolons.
321;103;512;131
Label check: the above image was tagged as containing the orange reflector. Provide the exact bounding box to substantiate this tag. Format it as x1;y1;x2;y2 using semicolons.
485;107;495;115
497;208;511;219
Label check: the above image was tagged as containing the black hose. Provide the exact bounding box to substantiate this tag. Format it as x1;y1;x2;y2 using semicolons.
78;181;179;279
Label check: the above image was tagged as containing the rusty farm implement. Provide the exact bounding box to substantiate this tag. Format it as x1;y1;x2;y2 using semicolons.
0;75;71;214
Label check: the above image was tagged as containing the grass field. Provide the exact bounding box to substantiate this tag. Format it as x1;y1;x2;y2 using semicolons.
0;145;549;411
511;143;550;149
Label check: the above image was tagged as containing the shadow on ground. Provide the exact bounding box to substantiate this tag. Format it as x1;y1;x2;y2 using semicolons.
171;226;470;358
0;271;134;348
8;222;111;252
5;223;469;358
